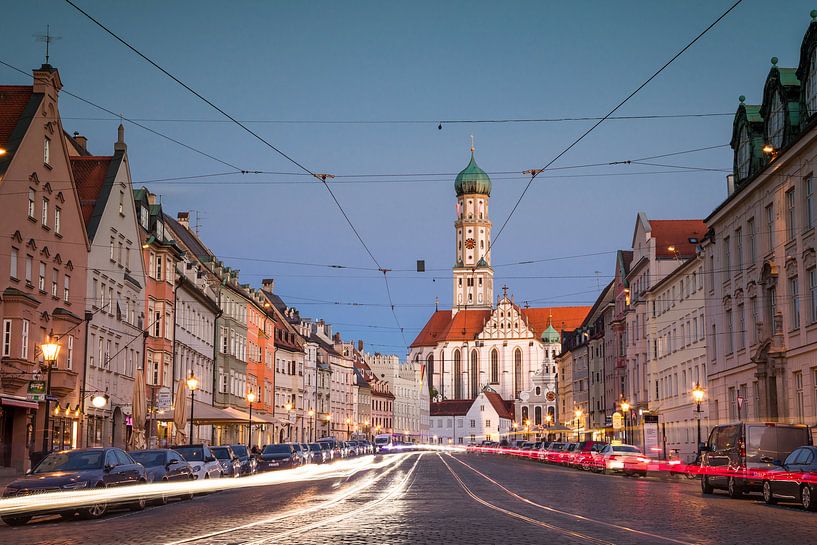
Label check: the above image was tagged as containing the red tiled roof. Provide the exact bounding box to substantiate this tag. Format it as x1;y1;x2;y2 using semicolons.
71;156;112;227
0;85;33;149
409;309;492;348
521;306;591;338
650;219;706;259
484;391;513;419
430;400;472;417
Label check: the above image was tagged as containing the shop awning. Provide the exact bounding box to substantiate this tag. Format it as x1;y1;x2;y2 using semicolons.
1;395;39;410
155;400;247;424
249;412;278;425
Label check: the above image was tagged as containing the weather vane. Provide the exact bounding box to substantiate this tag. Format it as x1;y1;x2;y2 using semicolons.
34;25;61;65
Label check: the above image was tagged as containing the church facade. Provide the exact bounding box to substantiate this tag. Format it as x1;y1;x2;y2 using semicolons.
410;147;590;427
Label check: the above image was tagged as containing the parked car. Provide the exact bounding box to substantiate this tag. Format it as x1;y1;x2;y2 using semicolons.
211;446;241;478
257;444;300;471
700;423;812;498
310;443;330;464
129;448;195;504
762;445;817;511
292;443;310;465
373;434;393;453
598;444;649;476
174;444;223;480
543;442;567;463
229;444;257;476
319;437;343;459
1;447;147;526
561;443;579;466
573;441;606;470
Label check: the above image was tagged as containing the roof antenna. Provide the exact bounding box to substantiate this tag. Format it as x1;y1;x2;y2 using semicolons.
34;25;61;65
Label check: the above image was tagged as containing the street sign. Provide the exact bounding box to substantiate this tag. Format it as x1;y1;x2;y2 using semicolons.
289;411;296;423
612;412;623;430
156;387;172;411
26;380;46;402
736;395;744;411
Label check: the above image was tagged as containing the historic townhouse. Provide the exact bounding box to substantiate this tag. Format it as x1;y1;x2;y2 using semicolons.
647;254;709;462
365;352;429;441
133;188;183;445
704;14;817;433
162;213;220;444
0;65;89;470
70;125;146;450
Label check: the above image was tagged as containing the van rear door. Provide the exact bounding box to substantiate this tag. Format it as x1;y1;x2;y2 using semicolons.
746;424;811;470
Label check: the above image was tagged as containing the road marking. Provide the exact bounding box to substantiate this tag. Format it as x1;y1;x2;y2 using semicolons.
449;454;699;545
164;453;413;545
439;453;615;545
245;453;422;545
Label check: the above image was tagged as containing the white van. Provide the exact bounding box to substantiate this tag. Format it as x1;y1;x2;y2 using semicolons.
373;434;393;453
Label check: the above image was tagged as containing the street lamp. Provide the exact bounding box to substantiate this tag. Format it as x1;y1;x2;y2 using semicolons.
246;391;256;448
308;409;315;442
345;417;351;440
186;372;198;445
692;383;705;452
524;419;531;441
91;392;109;409
285;403;293;441
545;413;553;440
574;409;583;441
326;413;332;438
40;332;61;453
620;398;630;444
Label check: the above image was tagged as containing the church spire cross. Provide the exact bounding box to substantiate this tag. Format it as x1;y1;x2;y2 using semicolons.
470;134;475;153
501;285;509;299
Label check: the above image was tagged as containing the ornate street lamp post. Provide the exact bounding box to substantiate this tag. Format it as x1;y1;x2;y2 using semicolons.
285;403;293;441
246;391;256;448
186;372;199;445
692;383;705;452
40;333;61;454
326;413;332;438
345;417;351;440
620;399;630;444
524;419;531;441
545;413;553;441
308;409;315;442
574;409;583;442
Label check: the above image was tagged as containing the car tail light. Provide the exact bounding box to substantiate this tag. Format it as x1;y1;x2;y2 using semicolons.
608;455;618;460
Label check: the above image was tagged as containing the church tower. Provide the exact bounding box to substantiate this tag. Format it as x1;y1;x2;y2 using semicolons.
452;144;493;313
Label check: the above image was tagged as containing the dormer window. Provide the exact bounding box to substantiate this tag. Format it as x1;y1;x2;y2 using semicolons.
808;48;817;116
767;91;785;149
737;125;751;180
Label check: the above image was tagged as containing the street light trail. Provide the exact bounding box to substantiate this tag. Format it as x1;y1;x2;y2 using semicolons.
164;452;416;545
439;453;616;545
448;454;699;545
0;454;407;518
245;453;421;545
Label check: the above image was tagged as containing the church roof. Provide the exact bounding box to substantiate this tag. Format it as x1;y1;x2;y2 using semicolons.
410;306;590;348
430;400;472;417
541;324;560;343
455;151;491;196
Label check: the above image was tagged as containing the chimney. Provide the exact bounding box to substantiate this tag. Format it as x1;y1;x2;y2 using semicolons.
325;324;332;338
177;211;190;230
114;123;127;152
357;340;364;352
726;174;735;197
72;132;87;152
262;278;275;292
333;332;341;343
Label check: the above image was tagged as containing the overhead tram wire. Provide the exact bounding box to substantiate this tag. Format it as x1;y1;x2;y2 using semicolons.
0;59;247;173
482;0;744;261
64;0;408;345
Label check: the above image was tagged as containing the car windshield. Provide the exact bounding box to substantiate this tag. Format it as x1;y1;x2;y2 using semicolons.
310;444;323;451
130;451;166;467
33;450;104;473
262;445;292;454
175;447;205;462
231;445;248;458
612;446;642;453
211;447;231;460
374;437;389;444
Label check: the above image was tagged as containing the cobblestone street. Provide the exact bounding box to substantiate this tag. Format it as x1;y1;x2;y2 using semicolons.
2;452;816;544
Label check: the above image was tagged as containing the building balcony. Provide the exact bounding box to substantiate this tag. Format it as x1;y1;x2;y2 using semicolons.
49;368;79;398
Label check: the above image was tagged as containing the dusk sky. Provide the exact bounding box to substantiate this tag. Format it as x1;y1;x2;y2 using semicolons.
1;1;813;353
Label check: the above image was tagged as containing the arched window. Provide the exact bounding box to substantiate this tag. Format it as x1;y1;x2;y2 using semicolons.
470;349;479;399
490;349;499;384
767;92;785;149
521;406;529;423
439;351;445;399
514;348;523;399
535;406;542;426
737;124;751;180
426;353;434;394
535;386;541;396
808;48;817;116
453;349;462;399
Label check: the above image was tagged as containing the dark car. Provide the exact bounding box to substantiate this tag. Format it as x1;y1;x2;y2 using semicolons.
129;449;195;504
257;444;300;471
229;444;257;476
762;445;817;511
1;447;147;526
701;422;812;498
211;446;242;478
310;443;330;464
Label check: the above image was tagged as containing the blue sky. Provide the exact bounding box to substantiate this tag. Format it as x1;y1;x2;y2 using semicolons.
2;1;814;353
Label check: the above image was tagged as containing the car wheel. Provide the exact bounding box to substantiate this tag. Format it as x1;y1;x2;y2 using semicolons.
701;476;714;495
763;481;777;505
153;479;169;506
727;477;743;498
130;481;147;512
1;515;32;527
80;486;108;520
638;471;647;478
801;485;817;511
